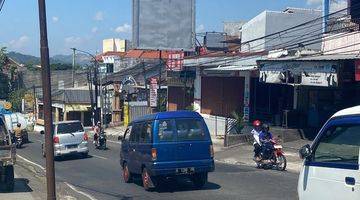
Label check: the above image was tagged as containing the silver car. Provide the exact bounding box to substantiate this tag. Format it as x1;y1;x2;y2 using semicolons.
41;121;89;158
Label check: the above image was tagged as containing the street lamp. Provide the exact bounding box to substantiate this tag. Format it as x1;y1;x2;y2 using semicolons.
71;48;101;126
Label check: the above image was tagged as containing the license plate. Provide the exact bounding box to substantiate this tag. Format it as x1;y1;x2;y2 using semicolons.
176;167;195;174
66;145;78;149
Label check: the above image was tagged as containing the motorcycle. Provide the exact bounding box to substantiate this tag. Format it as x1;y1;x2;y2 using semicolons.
96;131;107;150
15;136;23;149
255;139;287;171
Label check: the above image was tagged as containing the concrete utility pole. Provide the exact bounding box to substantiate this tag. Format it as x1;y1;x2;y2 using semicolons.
71;48;76;87
37;0;56;199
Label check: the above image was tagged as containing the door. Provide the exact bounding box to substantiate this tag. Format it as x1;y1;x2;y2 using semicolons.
128;122;142;173
175;118;211;162
154;119;177;162
137;121;153;167
299;118;360;200
56;122;85;146
121;125;132;165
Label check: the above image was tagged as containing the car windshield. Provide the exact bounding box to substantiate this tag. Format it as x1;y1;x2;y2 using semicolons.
57;122;84;134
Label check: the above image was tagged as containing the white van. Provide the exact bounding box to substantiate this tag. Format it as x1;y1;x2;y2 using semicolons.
298;106;360;200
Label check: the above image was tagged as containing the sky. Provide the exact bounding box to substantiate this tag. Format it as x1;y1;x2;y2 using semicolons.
0;0;347;57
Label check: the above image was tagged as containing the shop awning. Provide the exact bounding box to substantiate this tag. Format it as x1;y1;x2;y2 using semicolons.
205;65;258;71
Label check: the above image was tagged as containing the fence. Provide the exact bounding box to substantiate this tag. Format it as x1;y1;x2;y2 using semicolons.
124;101;151;126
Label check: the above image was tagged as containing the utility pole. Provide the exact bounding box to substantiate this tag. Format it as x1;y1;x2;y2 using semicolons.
93;62;100;123
37;0;56;199
99;64;104;126
33;85;36;121
158;50;162;112
71;48;76;87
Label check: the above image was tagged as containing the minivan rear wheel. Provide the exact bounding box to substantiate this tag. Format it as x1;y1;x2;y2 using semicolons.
192;172;208;189
142;168;155;191
123;163;132;183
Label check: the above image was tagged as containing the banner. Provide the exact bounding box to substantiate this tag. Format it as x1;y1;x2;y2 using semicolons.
301;65;338;87
149;78;158;107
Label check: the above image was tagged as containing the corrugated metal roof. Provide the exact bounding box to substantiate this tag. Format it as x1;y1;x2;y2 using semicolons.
258;54;360;62
205;65;258;71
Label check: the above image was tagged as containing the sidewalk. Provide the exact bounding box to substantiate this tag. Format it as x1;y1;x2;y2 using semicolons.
214;139;311;173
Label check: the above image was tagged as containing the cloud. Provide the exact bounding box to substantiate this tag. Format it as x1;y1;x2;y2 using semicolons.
196;24;205;33
306;0;322;5
94;11;104;21
64;36;83;47
115;23;131;33
91;27;98;33
8;35;30;49
52;16;59;23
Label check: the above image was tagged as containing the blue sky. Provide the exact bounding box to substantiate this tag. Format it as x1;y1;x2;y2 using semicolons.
0;0;332;56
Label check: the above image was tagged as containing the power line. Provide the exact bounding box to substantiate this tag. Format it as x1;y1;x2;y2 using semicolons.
0;0;5;12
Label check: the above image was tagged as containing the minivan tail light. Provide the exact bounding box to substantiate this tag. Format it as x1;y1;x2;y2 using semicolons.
151;148;157;161
53;136;59;144
210;145;214;158
83;133;89;141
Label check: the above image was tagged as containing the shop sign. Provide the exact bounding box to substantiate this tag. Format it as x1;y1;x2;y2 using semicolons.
149;78;158;107
301;65;338;87
260;62;339;87
166;51;184;71
355;60;360;81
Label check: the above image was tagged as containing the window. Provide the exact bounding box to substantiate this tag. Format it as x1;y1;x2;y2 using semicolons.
123;125;132;141
314;124;360;164
57;122;84;134
140;121;153;143
158;120;175;142
130;123;142;142
175;119;206;141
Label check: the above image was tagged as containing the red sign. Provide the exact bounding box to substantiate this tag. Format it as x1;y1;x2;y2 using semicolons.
166;51;184;71
355;60;360;81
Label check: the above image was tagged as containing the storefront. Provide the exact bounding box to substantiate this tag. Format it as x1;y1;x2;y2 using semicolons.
258;55;360;136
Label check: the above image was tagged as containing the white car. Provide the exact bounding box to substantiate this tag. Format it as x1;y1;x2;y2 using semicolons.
41;120;89;158
298;106;360;200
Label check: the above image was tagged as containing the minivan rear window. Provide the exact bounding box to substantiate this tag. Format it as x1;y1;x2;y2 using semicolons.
175;119;206;141
57;122;84;134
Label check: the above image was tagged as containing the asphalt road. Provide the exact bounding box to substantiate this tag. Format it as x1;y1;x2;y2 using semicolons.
15;133;299;200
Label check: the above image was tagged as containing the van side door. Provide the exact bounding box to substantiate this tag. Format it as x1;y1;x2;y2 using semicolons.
299;118;360;199
128;123;142;173
120;125;132;165
137;121;154;168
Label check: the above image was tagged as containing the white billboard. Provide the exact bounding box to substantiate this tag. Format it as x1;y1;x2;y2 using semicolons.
132;0;196;51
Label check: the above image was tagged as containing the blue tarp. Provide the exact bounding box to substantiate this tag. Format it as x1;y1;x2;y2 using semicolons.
0;105;12;115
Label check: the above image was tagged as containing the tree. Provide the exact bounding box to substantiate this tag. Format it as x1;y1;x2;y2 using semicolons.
8;89;27;112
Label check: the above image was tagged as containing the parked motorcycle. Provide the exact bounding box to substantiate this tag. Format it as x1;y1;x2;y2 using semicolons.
96;131;107;150
254;139;287;171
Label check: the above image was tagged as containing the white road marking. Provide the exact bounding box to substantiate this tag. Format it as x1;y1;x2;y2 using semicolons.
92;155;108;160
35;139;42;143
17;154;46;171
64;182;98;200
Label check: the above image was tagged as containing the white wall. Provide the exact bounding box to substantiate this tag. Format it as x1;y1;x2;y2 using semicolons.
241;8;322;52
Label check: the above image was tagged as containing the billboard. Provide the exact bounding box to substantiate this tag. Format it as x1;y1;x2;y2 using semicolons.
132;0;196;51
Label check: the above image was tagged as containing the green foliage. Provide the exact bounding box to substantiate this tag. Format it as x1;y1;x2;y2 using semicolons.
0;72;10;99
0;47;8;70
185;103;195;111
8;89;28;112
231;111;245;134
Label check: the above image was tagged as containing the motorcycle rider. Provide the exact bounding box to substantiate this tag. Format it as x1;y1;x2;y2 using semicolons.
13;123;22;146
94;121;101;147
259;124;274;160
251;120;262;161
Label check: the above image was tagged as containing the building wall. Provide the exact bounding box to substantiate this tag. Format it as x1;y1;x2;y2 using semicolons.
322;31;360;54
103;38;128;53
241;8;322;52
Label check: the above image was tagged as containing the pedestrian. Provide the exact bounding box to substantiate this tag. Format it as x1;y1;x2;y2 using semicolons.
94;121;101;147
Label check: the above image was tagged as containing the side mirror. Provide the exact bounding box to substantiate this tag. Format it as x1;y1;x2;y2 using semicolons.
40;130;45;135
117;135;123;141
299;144;312;159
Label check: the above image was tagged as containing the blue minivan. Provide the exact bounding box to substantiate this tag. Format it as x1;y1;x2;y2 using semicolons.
120;111;215;190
